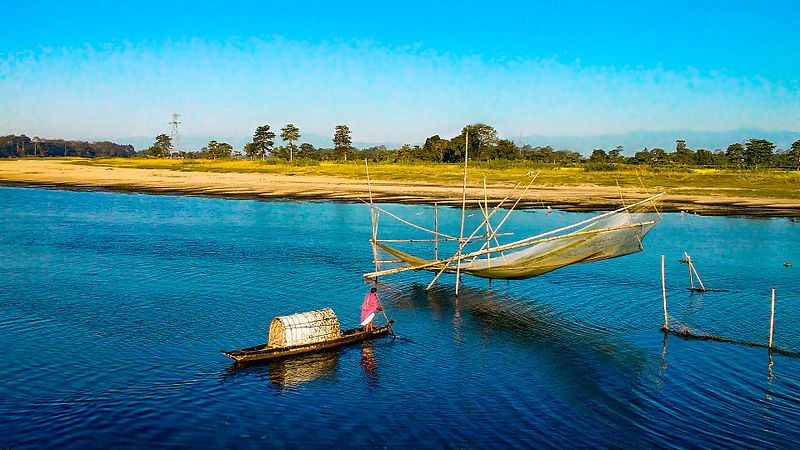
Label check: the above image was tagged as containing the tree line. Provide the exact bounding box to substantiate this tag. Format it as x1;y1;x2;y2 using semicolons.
4;124;800;170
0;135;135;158
151;122;799;169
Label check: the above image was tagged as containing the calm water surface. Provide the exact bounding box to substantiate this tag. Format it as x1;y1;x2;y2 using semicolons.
1;186;799;449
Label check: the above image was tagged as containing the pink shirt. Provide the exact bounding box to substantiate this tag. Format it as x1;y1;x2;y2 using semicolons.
361;292;379;322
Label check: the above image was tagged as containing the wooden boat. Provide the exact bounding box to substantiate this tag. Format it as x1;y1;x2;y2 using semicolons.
221;321;395;363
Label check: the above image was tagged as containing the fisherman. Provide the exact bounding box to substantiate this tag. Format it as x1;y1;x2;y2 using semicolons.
360;287;383;332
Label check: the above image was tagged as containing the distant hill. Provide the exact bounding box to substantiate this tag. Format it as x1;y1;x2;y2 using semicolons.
520;129;800;155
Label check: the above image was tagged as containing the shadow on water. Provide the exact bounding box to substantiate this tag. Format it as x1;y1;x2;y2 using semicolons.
379;280;652;425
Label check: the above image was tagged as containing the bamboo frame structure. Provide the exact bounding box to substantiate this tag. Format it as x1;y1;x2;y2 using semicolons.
365;220;657;279
424;179;537;290
358;126;664;293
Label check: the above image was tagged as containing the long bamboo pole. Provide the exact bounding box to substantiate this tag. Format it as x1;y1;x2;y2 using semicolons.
366;220;656;279
483;175;490;268
434;203;439;260
685;252;694;290
505;192;665;248
365;159;380;275
455;130;469;296
769;288;776;348
662;254;668;330
377;233;512;243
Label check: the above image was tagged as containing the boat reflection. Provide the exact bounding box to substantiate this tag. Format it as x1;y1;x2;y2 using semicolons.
267;350;339;388
222;350;340;390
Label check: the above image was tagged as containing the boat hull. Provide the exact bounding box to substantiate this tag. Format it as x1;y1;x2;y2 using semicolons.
221;321;394;363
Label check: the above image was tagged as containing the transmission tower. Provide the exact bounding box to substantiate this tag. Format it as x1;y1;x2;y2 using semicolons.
169;113;181;154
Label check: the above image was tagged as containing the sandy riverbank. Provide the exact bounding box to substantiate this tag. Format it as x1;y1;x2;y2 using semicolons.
1;159;799;216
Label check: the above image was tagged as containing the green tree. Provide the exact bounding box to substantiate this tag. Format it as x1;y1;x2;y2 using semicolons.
243;142;259;160
494;139;519;160
589;149;607;163
743;138;775;167
298;142;316;159
726;143;744;167
787;140;800;169
145;134;172;158
608;146;624;162
333;125;352;160
280;123;301;162
694;149;715;166
462;123;498;160
204;140;232;159
252;125;276;160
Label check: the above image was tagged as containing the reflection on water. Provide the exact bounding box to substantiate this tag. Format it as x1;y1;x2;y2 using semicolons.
3;186;800;448
360;341;378;387
222;350;340;390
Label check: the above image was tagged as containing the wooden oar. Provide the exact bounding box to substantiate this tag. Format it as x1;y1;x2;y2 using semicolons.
376;297;397;338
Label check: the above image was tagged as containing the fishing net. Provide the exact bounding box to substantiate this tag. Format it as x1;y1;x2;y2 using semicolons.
376;205;660;280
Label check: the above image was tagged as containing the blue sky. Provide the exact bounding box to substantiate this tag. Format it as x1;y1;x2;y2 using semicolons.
1;1;798;150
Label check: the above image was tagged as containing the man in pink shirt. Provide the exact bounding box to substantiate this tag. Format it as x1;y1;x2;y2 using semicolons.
360;287;383;332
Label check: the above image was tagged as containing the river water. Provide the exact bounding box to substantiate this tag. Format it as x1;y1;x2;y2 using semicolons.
1;185;799;449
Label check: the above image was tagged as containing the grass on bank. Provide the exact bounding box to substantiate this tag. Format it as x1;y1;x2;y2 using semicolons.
69;157;800;199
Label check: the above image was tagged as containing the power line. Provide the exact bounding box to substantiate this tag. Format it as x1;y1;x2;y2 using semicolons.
169;113;181;154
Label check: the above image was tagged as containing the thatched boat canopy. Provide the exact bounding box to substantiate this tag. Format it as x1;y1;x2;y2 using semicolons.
268;308;342;349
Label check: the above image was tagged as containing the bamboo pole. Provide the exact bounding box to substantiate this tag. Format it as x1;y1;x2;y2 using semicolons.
483;175;490;268
688;256;706;291
662;254;668;330
377;233;512;243
685;252;694;290
366;220;656;279
504;192;665;248
769;288;776;349
434;202;439;260
455;129;469;297
365;159;380;274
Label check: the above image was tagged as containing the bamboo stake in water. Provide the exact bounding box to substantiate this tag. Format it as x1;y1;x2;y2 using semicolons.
689;257;706;291
662;254;668;330
769;288;776;349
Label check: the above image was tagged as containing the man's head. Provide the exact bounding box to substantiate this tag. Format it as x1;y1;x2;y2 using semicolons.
370;287;377;293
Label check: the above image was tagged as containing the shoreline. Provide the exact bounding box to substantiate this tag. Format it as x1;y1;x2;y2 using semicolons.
2;159;800;216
